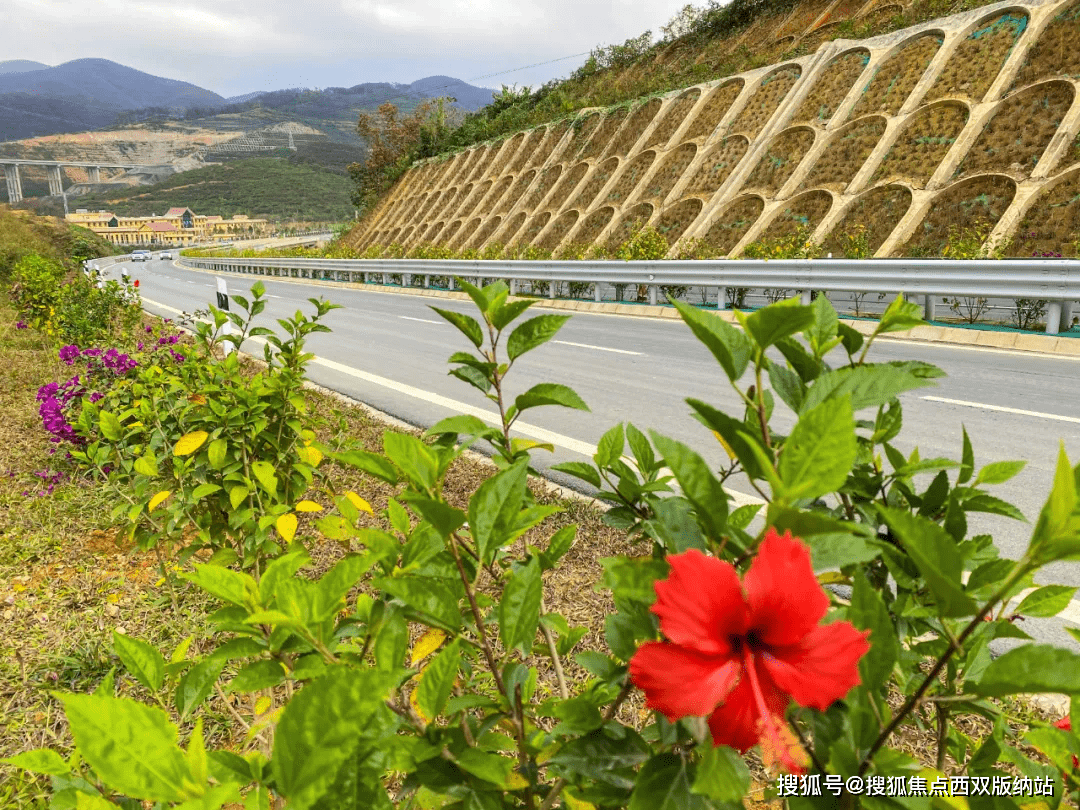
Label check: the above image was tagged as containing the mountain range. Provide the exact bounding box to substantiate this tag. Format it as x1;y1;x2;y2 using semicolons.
0;59;496;142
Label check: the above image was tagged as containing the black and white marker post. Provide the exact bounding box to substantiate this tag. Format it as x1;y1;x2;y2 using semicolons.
215;277;235;356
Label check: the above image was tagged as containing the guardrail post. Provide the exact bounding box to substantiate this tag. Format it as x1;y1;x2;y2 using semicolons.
509;279;517;295
799;290;811;305
1062;300;1074;328
404;273;411;287
1045;302;1062;335
594;283;602;303
423;275;430;289
924;295;936;320
648;285;658;306
549;281;556;300
381;273;388;285
719;287;727;310
448;277;455;291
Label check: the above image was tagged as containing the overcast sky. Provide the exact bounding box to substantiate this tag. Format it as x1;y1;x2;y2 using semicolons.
4;0;700;98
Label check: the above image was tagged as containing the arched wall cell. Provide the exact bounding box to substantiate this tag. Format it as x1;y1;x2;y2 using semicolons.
573;207;616;246
792;49;871;127
497;170;537;215
873;101;969;187
469;216;503;250
703;196;767;254
492;132;527;175
685;136;750;196
571;157;620;211
452;218;483;249
645;89;702;149
753;190;834;242
546;162;591;211
508;128;547;174
460;181;494;219
655;198;705;246
607;98;663;157
741;127;817;196
565;114;604;161
607;203;656;248
478;175;515;216
822;184;913;255
953;81;1074;180
426;222;446;244
1011;0;1080;89
684;80;743;141
441;220;463;246
801;115;887;191
1008;168;1080;256
523;165;563;209
728;65;803;140
640;143;698;203
498;212;529;245
516;211;553;247
849;32;944;119
900;174;1017;255
525;120;572;170
578;109;631;161
924;11;1029;103
604;151;657;206
539;211;580;251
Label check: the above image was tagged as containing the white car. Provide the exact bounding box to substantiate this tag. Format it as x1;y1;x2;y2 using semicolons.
131;251;151;262
159;251;174;260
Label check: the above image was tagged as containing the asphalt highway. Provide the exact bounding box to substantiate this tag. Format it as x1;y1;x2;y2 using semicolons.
111;255;1080;650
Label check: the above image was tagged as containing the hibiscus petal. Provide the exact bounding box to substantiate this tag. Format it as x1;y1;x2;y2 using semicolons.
706;659;789;752
762;621;870;711
652;549;748;656
743;529;829;648
629;641;740;720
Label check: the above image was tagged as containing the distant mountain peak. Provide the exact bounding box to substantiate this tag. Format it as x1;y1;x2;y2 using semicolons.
0;59;51;75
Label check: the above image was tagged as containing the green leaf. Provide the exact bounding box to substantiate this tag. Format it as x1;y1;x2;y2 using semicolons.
1015;585;1077;618
425;414;498;440
329;449;398;484
113;631;165;692
975;460;1027;486
57;693;191;802
250;460;278;496
259;549;311;605
1028;444;1080;565
800;361;944;414
399;495;467;538
456;277;492;314
973;645;1080;697
229;485;249;510
468;461;528;564
383;433;438;492
506;314;570;360
768;508;879;569
650;432;728;539
959;426;975;485
837;322;864;356
133;453;158;477
192;483;221;499
377;577;462;633
806;294;839;351
500;557;542;655
1;748;71;776
514;383;589;413
229;660;287;693
416;639;460;720
670;298;751;382
273;668;394;810
207;439;228;470
595;423;625;468
430;307;484;348
849;571;897;691
98;411;123;442
692;745;750;803
875;294;924;334
744;298;816;352
629;753;711;810
489;297;535;331
687;399;768;481
768;363;805;413
879;508;977;617
175;655;226;719
600;557;668;604
550;461;602;489
182;564;256;607
778;394;856;501
454;748;514;788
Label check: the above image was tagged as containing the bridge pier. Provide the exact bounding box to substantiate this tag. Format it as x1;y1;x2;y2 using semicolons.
3;165;22;203
47;166;64;196
87;166;101;183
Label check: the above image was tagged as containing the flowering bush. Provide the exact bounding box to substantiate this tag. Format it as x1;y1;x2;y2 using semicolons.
6;285;1080;809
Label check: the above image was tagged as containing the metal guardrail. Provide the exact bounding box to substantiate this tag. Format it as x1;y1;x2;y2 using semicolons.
177;255;1080;334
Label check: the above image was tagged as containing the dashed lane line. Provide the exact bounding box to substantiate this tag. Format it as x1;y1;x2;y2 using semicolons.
922;396;1080;425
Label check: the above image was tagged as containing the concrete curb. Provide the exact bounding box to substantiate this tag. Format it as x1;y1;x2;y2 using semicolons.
176;261;1080;358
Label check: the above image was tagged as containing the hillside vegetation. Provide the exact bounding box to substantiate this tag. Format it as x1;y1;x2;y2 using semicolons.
0;206;117;280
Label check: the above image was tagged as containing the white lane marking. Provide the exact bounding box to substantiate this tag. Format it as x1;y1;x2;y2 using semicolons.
140;295;764;507
922;396;1080;425
399;316;443;325
553;340;643;356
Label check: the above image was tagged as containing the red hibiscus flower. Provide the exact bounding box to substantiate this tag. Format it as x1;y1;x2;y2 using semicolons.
133;280;140;288
1054;716;1078;771
629;529;870;773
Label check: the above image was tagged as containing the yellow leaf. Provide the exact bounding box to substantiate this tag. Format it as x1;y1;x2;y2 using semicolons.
149;490;172;511
817;571;849;585
188;394;207;405
345;491;374;514
294;500;323;513
562;791;596;810
712;430;736;461
409;684;431;724
505;773;531;791
12;582;26;593
173;431;209;457
254;695;272;715
276;513;297;544
298;445;324;467
410;629;446;665
154;577;166;587
107;593;120;604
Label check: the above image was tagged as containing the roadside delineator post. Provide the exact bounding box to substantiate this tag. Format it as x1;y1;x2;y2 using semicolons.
216;278;235;356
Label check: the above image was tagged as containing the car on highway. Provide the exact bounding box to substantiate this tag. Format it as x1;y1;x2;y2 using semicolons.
159;251;173;260
131;250;151;262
